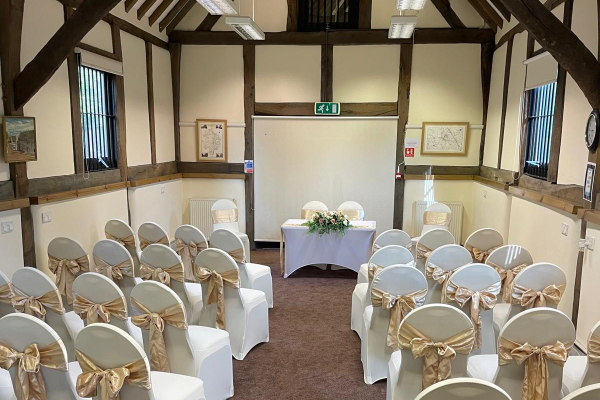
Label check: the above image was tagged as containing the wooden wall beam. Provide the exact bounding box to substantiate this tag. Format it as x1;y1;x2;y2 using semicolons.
137;0;160;20
145;42;157;165
406;165;480;175
497;38;513;169
431;0;465;28
0;182;15;202
30;182;129;205
149;0;176;26
358;0;372;29
76;42;119;61
112;25;128;181
255;102;398;116
488;0;511;21
321;45;333;102
163;0;196;34
196;14;221;31
124;0;142;12
0;198;30;213
468;0;503;31
243;45;256;249
479;165;518;184
127;162;178;181
169;43;182;162
479;42;495;166
28;170;122;197
178;162;244;174
287;0;298;31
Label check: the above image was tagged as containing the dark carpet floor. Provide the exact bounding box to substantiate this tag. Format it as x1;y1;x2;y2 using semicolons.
231;249;386;400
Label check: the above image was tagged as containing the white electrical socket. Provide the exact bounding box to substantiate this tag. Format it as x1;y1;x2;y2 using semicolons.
587;236;596;251
1;221;13;234
42;212;51;224
161;186;165;194
561;223;569;236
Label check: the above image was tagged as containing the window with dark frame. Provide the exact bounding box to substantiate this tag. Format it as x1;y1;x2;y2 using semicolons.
298;0;360;32
522;82;557;180
78;65;119;172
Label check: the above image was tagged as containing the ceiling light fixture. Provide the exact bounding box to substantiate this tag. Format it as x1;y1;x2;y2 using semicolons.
197;0;238;15
389;15;417;39
226;16;265;40
396;0;427;10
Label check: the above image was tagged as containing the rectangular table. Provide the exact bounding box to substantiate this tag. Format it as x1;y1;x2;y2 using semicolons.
280;219;376;278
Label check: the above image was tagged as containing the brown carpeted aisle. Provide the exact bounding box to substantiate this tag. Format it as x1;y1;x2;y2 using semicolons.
231;249;386;400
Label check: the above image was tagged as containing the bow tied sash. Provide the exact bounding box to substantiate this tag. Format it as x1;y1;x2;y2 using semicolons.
11;286;65;320
195;267;240;330
398;323;474;389
138;235;169;251
425;263;456;286
226;248;246;264
48;254;90;305
372;242;413;254
367;264;384;283
175;238;207;281
511;283;566;309
93;255;133;283
76;350;150;400
212;209;238;224
0;283;13;305
73;294;127;324
139;262;184;287
416;244;433;260
498;337;572;400
488;262;529;302
0;341;67;400
105;232;136;248
466;244;501;263
588;334;600;364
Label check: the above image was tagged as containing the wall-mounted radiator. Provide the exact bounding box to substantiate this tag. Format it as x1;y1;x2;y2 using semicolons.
189;198;236;236
414;201;463;242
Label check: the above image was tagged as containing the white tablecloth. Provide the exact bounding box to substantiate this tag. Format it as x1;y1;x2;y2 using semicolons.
280;219;377;278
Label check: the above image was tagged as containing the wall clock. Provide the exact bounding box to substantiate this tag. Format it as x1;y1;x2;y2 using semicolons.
586;110;600;151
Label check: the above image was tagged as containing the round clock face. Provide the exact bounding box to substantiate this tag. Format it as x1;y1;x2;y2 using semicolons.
587;111;600;150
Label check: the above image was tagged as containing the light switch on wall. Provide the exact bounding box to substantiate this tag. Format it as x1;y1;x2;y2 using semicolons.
42;212;51;224
1;221;13;234
161;186;165;194
561;223;569;236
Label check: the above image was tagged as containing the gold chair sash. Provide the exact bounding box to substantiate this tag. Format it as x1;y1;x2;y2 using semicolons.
76;349;151;400
130;297;187;373
588;334;600;364
301;209;322;219
444;281;501;350
465;244;501;263
226;248;246;264
423;211;451;226
487;262;529;302
368;264;384;283
212;209;238;224
371;288;427;348
498;337;572;400
416;243;433;260
0;341;67;400
425;262;456;286
93;255;134;283
195;266;240;330
511;283;566;309
138;235;169;251
341;209;362;221
73;294;127;324
398;323;475;389
0;283;13;305
175;238;207;282
139;262;184;287
372;242;413;254
48;254;90;305
12;286;65;320
105;232;136;249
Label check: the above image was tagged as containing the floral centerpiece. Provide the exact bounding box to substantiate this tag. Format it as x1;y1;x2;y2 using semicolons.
302;210;353;236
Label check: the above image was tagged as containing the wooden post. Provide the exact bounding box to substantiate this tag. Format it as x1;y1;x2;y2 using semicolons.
146;41;157;165
358;0;372;29
287;0;298;31
479;42;494;166
243;45;256;249
112;24;128;182
497;38;513;169
321;44;333;102
169;43;182;163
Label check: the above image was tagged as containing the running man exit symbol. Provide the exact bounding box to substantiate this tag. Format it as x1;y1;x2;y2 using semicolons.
314;102;340;115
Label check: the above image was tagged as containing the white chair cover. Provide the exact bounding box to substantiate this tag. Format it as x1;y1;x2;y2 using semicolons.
423;244;472;304
357;229;412;285
414;378;511;400
463;228;504;263
301;200;328;219
48;237;89;310
414;229;455;276
0;271;14;318
563;320;600;395
211;199;251;263
137;222;170;254
105;219;140;278
337;201;365;221
174;225;209;282
563;384;600;400
485;244;533;304
420;203;452;236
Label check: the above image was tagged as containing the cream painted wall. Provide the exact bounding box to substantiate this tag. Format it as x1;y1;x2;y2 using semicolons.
152;46;176;164
81;20;113;53
0;209;25;277
482;43;507;168
176;4;209;31
256;46;321;103
577;222;600;349
471;182;512;241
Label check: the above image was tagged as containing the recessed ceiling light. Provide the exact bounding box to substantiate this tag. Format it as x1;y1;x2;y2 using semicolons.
197;0;238;15
389;15;417;39
226;16;265;40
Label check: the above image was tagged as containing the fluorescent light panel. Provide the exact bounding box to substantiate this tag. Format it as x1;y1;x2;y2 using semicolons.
226;16;265;40
197;0;238;15
389;15;417;39
396;0;427;10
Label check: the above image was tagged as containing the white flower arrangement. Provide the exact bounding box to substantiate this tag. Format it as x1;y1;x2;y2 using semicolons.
302;210;353;236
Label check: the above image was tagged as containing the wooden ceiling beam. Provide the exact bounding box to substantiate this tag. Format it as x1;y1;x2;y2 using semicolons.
468;0;503;31
196;14;221;31
161;0;195;33
149;0;176;26
124;0;142;12
488;0;511;21
137;0;161;20
431;0;466;28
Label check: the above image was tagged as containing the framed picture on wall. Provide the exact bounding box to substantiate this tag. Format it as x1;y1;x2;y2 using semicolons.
584;162;596;202
196;119;228;162
421;122;469;156
2;116;37;163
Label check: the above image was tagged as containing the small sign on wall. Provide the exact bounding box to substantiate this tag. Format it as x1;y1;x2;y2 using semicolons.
244;160;254;174
405;148;415;158
405;138;419;148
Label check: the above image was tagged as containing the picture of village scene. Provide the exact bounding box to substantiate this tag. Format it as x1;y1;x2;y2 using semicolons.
3;116;37;163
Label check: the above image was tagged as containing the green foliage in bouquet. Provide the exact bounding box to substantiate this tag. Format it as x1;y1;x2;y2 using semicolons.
302;210;353;236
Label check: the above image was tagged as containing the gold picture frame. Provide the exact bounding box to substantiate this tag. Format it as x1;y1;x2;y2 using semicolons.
421;122;469;156
196;119;228;163
2;116;38;163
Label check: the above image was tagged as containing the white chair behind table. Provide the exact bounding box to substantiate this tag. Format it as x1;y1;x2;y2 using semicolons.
69;323;207;400
0;313;75;400
0;271;14;318
562;320;600;396
415;228;455;276
468;308;575;400
211;199;251;263
351;245;414;340
210;229;273;308
424;244;472;305
105;219;140;277
139;244;203;325
130;281;233;400
387;304;475;400
174;225;209;282
564;384;600;400
337;201;365;221
48;237;90;311
463;228;504;263
420;202;452;236
301;200;328;219
443;263;502;355
414;378;512;400
362;265;427;384
11;267;82;362
195;248;269;360
357;229;412;285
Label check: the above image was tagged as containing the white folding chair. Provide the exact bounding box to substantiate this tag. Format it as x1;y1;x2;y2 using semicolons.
131;281;233;400
414;228;455;276
48;237;90;310
0;313;76;400
414;378;511;400
351;245;414;339
468;308;575;400
424;244;472;304
562;320;600;396
420;202;452;236
464;228;504;263
337;201;365;221
105;219;140;278
387;304;475;400
210;229;273;308
68;323;206;400
301;200;328;219
174;225;209;282
357;229;412;285
0;271;14;318
443;263;502;355
361;265;427;384
563;384;600;400
140;244;203;325
211;199;251;263
195;249;269;360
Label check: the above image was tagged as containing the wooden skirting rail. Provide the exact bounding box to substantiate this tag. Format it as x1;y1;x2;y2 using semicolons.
0;198;30;212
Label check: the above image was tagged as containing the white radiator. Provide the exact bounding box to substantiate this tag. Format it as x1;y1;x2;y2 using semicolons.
189;198;236;236
414;201;463;242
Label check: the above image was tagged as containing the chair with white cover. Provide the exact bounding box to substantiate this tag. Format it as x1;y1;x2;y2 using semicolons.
210;229;273;308
361;265;427;384
464;228;504;263
563;384;600;400
493;262;566;334
414;378;511;400
351;245;414;340
11;267;82;361
105;218;139;276
137;221;170;256
140;244;203;325
562;320;600;396
0;313;76;400
0;271;14;318
130;281;233;400
337;201;365;221
211;199;250;263
48;237;90;310
468;308;575;400
195;248;269;360
68;323;206;400
357;229;412;285
414;229;455;276
424;244;472;305
420;202;452;236
485;245;533;304
301;201;328;219
387;304;475;400
175;225;209;282
442;264;502;355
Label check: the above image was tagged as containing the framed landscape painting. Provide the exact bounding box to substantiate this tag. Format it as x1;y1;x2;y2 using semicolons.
421;122;469;156
196;119;227;162
3;116;37;163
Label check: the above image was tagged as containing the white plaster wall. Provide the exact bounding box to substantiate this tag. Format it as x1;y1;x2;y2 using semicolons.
471;182;512;241
0;209;25;277
81;20;113;53
482;44;508;168
577;222;600;349
152;46;176;164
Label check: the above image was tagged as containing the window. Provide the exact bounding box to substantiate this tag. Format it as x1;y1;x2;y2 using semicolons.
522;82;557;180
78;65;118;172
298;0;359;31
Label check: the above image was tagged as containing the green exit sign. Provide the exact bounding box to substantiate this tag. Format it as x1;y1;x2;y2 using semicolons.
314;102;340;115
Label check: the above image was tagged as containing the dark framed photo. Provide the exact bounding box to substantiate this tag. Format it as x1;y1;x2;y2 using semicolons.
584;162;596;202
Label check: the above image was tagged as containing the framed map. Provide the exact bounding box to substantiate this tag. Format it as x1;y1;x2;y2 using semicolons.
421;122;469;156
196;119;227;162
